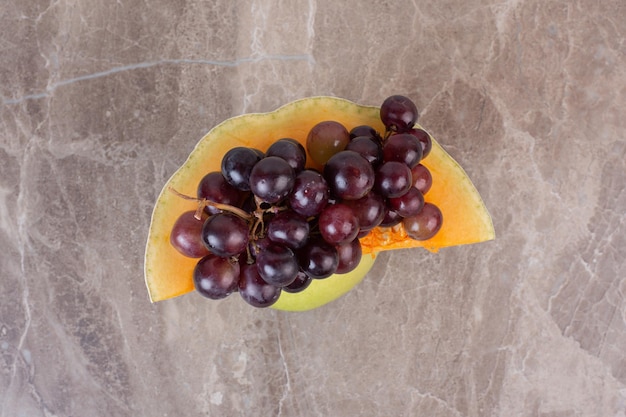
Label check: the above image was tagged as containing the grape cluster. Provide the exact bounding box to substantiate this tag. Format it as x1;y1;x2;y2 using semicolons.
169;95;442;308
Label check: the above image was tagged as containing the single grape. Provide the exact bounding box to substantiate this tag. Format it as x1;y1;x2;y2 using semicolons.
380;95;418;132
379;208;403;228
201;212;250;257
306;121;350;165
266;138;307;173
256;243;299;287
266;210;309;249
297;238;339;279
318;203;360;244
170;211;211;258
335;238;362;274
249;156;295;204
282;270;313;293
407;128;432;159
343;192;386;231
346;136;383;166
403;202;443;240
349;125;381;141
197;171;243;214
388;187;425;217
324;150;375;200
238;263;281;308
193;254;240;299
288;169;330;217
374;161;412;198
221;147;263;191
383;133;423;168
411;163;433;194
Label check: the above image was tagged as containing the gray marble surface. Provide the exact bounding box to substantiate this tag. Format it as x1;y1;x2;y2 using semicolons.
2;0;625;416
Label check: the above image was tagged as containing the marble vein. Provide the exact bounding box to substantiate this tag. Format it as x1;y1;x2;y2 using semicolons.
2;54;315;106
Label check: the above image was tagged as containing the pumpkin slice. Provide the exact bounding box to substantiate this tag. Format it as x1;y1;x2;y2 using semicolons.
144;96;495;310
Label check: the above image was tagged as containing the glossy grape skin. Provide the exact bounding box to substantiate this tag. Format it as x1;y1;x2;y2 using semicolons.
335;238;362;274
197;171;243;214
383;133;423;168
297;238;339;279
288;169;330;217
411;164;433;194
193;254;240;299
306;121;350;165
282;270;313;293
324;150;375;200
318;203;360;244
408;128;432;159
349;125;382;141
201;212;249;257
388;187;425;217
266;138;307;173
403;202;443;240
346;136;383;166
256;243;299;287
374;161;412;198
238;263;281;308
343;192;385;231
221;147;263;191
170;211;211;258
266;211;309;249
379;208;403;228
249;156;295;204
380;95;418;132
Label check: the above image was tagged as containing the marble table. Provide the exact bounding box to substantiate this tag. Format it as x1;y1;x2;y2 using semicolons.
2;0;624;415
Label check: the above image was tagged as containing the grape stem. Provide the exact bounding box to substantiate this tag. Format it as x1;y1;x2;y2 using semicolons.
168;187;253;221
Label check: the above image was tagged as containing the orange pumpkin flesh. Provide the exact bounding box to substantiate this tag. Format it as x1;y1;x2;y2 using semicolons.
144;97;495;311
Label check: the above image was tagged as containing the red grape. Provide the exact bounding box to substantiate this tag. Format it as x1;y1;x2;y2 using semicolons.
170;211;210;258
318;203;360;244
411;164;432;194
306;121;350;165
380;95;418;132
288;169;330;217
335;238;362;274
201;212;249;257
324;150;375;200
374;161;412;198
193;254;240;299
238;263;281;308
249;156;295;204
403;203;443;240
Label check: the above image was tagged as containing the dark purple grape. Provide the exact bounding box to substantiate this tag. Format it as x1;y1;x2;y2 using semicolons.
267;211;309;249
221;147;263;191
266;138;307;173
388;187;424;217
411;163;433;194
403;203;443;240
201;212;249;257
374;161;412;198
306;121;350;165
170;211;210;258
249;156;295;203
193;254;240;299
408;128;432;159
282;271;313;293
379;208;403;228
383;133;423;168
349;125;381;140
256;243;299;287
197;171;243;214
324;150;375;200
343;192;386;231
380;95;418;132
346;136;383;166
288;169;329;217
297;238;339;279
238;263;281;308
335;238;362;274
318;203;360;244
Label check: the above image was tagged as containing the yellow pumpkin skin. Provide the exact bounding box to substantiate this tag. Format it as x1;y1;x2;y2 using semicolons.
144;97;495;311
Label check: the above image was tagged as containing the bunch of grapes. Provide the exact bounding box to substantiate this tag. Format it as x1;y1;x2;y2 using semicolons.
169;95;442;308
